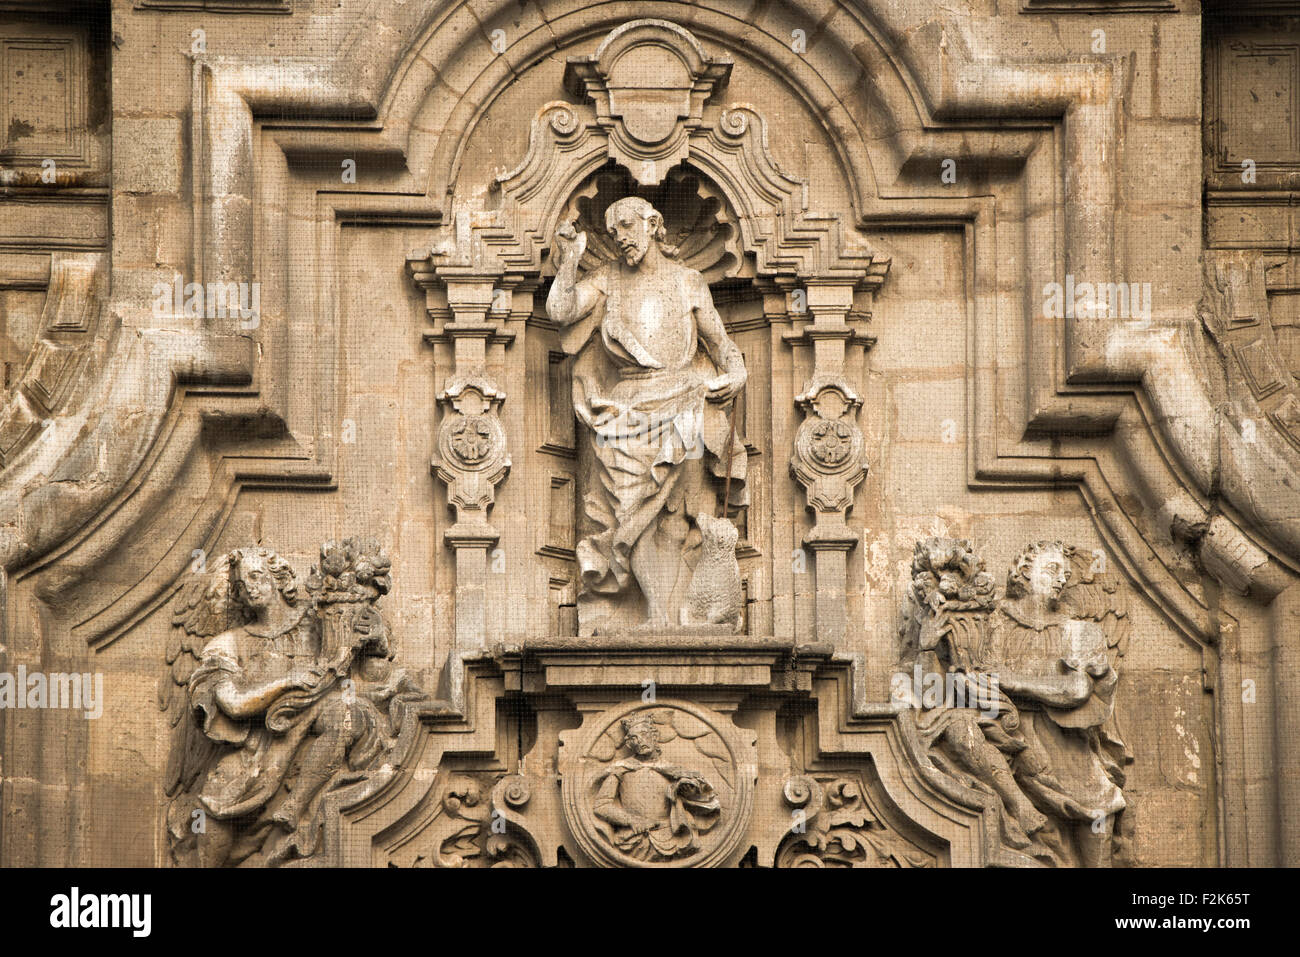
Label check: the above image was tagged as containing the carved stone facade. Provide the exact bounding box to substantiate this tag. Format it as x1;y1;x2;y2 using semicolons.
1;0;1298;870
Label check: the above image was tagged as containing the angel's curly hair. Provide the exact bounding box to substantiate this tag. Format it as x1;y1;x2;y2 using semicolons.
1005;541;1073;599
227;546;299;608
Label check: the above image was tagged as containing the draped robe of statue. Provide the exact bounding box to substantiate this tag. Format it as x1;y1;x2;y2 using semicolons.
555;254;746;633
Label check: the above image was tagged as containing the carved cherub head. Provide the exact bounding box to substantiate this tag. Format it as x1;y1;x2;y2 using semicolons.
620;713;662;759
604;197;666;267
228;547;299;616
1006;541;1072;606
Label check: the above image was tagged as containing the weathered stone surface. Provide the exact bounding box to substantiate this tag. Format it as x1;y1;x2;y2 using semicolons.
0;0;1296;870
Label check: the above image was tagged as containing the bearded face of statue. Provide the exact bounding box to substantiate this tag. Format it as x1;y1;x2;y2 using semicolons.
605;204;658;266
622;720;661;759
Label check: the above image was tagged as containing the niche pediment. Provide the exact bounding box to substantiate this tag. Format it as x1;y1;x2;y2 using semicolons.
415;19;887;290
563;19;732;186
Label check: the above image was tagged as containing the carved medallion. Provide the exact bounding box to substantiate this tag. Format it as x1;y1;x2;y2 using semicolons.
448;413;496;465
791;375;868;521
431;372;511;534
808;419;854;467
436;378;508;477
559;700;756;867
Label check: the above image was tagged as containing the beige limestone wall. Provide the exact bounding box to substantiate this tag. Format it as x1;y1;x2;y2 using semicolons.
1;0;1295;868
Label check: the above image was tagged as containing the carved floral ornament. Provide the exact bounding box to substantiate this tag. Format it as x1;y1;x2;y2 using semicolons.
779;775;934;868
432;371;510;521
791;374;868;515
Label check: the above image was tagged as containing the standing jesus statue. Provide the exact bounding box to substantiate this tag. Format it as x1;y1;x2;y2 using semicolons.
547;198;747;634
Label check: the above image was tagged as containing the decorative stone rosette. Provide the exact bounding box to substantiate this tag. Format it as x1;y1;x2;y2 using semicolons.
438;409;507;473
431;372;510;523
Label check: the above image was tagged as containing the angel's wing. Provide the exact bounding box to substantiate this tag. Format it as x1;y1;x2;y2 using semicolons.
159;554;241;798
1064;545;1130;664
1064;546;1133;771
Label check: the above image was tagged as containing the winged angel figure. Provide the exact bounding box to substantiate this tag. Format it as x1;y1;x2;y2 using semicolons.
900;538;1131;867
160;539;429;867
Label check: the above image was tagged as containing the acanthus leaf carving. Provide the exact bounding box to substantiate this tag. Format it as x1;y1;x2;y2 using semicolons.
383;773;541;868
485;775;542;868
424;776;493;869
778;774;934;868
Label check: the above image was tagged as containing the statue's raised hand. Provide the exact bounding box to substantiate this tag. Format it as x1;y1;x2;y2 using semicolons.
552;222;587;268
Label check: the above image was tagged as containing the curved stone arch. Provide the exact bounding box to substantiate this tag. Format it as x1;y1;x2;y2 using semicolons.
368;0;920;222
422;98;887;288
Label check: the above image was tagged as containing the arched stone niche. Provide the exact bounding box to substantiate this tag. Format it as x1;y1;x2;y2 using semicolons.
408;19;889;658
360;20;995;869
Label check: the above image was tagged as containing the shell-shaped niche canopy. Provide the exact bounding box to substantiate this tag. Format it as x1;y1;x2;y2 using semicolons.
558;163;749;286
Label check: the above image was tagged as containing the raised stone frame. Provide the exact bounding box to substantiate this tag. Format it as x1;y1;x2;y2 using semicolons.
407;19;890;682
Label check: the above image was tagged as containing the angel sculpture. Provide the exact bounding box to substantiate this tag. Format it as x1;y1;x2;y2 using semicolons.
161;539;429;867
900;538;1130;867
989;541;1130;867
